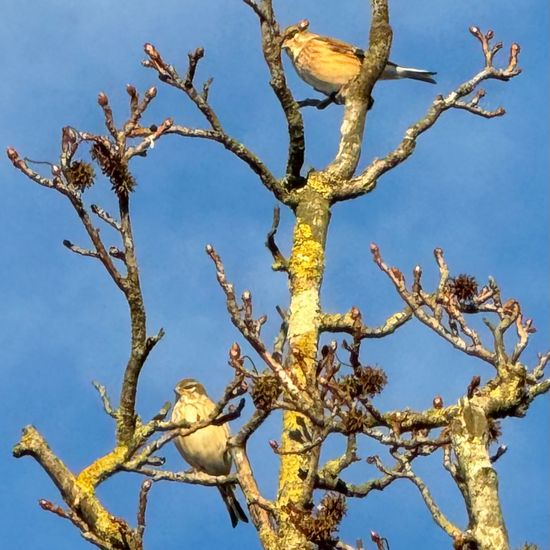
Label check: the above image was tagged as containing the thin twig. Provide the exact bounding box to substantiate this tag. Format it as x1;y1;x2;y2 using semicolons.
265;206;288;271
136;479;153;540
92;381;117;419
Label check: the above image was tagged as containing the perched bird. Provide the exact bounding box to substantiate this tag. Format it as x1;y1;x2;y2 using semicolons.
171;378;248;527
282;19;436;104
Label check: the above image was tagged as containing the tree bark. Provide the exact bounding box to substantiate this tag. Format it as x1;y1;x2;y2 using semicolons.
277;187;331;548
451;399;509;550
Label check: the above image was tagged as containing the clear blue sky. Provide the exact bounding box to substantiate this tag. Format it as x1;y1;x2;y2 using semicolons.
1;1;548;549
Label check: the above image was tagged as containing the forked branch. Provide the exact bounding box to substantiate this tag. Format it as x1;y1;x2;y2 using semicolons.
333;27;522;201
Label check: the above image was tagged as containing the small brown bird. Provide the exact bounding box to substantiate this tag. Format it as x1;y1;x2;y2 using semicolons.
282;19;436;104
171;378;248;527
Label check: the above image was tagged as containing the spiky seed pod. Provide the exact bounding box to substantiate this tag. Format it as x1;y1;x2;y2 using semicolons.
250;373;281;410
111;163;137;197
487;418;502;443
355;365;388;397
318;492;346;527
339;375;362;400
63;161;95;190
342;408;369;434
90;142;137;198
449;274;478;302
338;366;388;401
282;493;346;546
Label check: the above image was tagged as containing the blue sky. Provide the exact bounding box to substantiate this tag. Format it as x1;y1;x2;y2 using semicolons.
1;1;548;549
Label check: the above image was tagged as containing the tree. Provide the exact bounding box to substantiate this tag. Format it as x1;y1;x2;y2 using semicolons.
4;1;548;549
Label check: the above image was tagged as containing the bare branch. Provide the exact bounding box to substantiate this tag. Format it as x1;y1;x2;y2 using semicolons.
67;193;127;291
39;500;110;550
206;244;306;403
532;351;550;381
528;378;550;401
163;124;281;196
334;30;522;201
321;0;392;180
265;206;288;272
124;85;158;136
242;0;267;21
370;244;496;365
124;118;174;160
126;467;237;485
9;143;126;293
321;306;412;338
136;479;153;541
243;0;305;181
13;426;133;548
141;43;285;199
317;434;359;482
297;96;337;110
7;148;60;190
453;101;505;118
90;204;122;232
232;409;270;447
511;315;536;364
369;454;461;539
273;305;288;358
92;381;117;419
232;444;277;539
97;92;119;140
316;468;398;498
62;239;99;258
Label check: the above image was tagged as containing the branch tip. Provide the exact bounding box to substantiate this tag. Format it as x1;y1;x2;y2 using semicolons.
97;92;108;107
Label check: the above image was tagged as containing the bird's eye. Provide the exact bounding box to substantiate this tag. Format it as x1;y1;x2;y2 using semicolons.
283;28;297;41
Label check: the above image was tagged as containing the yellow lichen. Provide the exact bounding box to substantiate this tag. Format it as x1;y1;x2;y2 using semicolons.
307;172;333;198
76;445;128;493
289;222;324;293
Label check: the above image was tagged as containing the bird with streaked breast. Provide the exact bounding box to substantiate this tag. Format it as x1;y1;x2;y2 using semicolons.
282;19;436;104
171;378;248;527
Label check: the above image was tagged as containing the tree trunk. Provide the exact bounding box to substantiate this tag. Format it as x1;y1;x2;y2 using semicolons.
277;187;331;549
451;399;509;550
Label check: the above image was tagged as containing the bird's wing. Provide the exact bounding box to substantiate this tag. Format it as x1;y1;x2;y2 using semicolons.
316;38;406;70
309;35;365;61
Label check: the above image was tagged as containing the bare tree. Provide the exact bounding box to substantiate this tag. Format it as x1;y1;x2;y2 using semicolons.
8;1;547;550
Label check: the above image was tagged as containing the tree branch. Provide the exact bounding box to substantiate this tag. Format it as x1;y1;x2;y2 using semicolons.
13;426;134;548
368;454;462;539
333;30;521;201
265;206;289;272
321;306;412;338
206;244;306;403
321;0;392;180
92;381;117;419
142;43;285;200
243;0;305;182
370;244;496;364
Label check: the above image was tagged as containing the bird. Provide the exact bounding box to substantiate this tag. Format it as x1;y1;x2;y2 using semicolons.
171;378;248;527
281;19;436;105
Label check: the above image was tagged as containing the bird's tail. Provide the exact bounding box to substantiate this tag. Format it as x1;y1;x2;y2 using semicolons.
384;63;437;84
219;485;249;528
